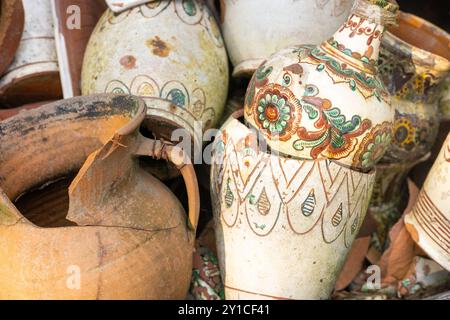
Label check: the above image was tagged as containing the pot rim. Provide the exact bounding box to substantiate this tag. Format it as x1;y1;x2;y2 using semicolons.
383;11;450;72
222;110;376;176
0;93;148;230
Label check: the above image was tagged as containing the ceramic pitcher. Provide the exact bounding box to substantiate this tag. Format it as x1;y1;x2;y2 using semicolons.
82;0;229;145
368;12;450;248
0;94;200;299
244;0;398;172
405;133;450;271
0;0;62;107
211;112;376;299
220;0;353;77
0;0;24;76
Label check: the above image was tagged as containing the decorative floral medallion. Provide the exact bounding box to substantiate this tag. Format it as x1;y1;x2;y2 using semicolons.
252;84;301;141
353;122;393;170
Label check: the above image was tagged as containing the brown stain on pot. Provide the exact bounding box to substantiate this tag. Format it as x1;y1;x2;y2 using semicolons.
146;36;172;58
120;55;136;69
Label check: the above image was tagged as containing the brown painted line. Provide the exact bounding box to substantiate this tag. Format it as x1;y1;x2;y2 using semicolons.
415;200;449;241
413;208;450;252
225;285;292;300
21;36;55;41
421;192;450;230
419;199;450;237
1;60;58;77
413;204;450;251
419;200;450;234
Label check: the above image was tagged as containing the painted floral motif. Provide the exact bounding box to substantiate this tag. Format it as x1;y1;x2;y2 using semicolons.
353;122;393;170
190;246;224;300
295;45;389;102
293;85;372;159
252;84;301;141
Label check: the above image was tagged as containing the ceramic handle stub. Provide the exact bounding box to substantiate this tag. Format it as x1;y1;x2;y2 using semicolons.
135;134;200;231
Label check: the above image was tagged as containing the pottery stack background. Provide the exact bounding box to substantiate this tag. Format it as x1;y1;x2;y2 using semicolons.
0;0;449;300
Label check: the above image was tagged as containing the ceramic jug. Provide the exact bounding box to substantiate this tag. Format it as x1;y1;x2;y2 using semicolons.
220;0;353;77
52;0;107;98
0;0;24;76
0;0;62;107
0;94;200;299
82;0;229;145
405;133;450;271
368;12;450;248
244;0;398;172
210;111;376;299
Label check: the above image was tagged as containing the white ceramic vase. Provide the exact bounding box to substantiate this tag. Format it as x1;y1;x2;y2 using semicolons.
405;133;450;271
0;0;61;107
210;114;376;299
82;0;229;143
220;0;354;77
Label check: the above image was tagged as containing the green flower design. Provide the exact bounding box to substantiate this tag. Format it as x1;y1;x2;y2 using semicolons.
257;93;292;135
361;131;391;168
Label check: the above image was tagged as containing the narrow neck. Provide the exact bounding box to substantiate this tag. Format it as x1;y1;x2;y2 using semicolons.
329;13;385;66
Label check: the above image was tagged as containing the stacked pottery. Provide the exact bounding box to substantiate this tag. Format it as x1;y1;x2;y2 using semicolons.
220;0;354;77
369;12;450;249
82;0;229;147
211;0;398;299
405;133;450;271
51;0;107;97
0;0;24;76
0;94;200;299
0;0;62;107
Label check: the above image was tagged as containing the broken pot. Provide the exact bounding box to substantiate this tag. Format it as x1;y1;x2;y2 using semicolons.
0;94;200;299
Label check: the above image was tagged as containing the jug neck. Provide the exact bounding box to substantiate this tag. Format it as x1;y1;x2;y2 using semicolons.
322;0;398;72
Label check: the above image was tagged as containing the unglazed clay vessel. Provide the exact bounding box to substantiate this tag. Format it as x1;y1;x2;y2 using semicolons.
244;0;398;172
82;0;229;144
368;12;450;248
220;0;353;78
210;112;376;299
51;0;107;98
0;94;200;299
0;0;62;107
0;0;24;76
405;133;450;271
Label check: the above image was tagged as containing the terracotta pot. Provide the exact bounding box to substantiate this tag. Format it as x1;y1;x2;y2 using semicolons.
220;0;353;78
52;0;107;98
0;0;62;107
0;0;24;76
0;94;200;299
0;100;53;121
405;132;450;271
210;112;376;299
82;0;229;144
243;0;398;172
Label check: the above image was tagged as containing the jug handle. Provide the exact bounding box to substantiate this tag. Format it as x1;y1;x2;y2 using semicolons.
134;134;200;231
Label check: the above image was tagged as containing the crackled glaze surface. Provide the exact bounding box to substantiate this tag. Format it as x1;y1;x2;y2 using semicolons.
244;1;397;171
405;133;450;271
82;0;229;140
210;117;375;299
220;0;353;77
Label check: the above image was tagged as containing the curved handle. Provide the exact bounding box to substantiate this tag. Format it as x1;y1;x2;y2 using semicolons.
135;134;200;231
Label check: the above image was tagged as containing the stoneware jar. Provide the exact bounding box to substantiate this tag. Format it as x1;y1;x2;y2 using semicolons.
0;0;62;107
82;0;229;143
368;12;450;248
51;0;107;98
0;94;200;299
405;133;450;271
220;0;353;78
244;0;398;172
210;112;376;299
0;0;24;76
